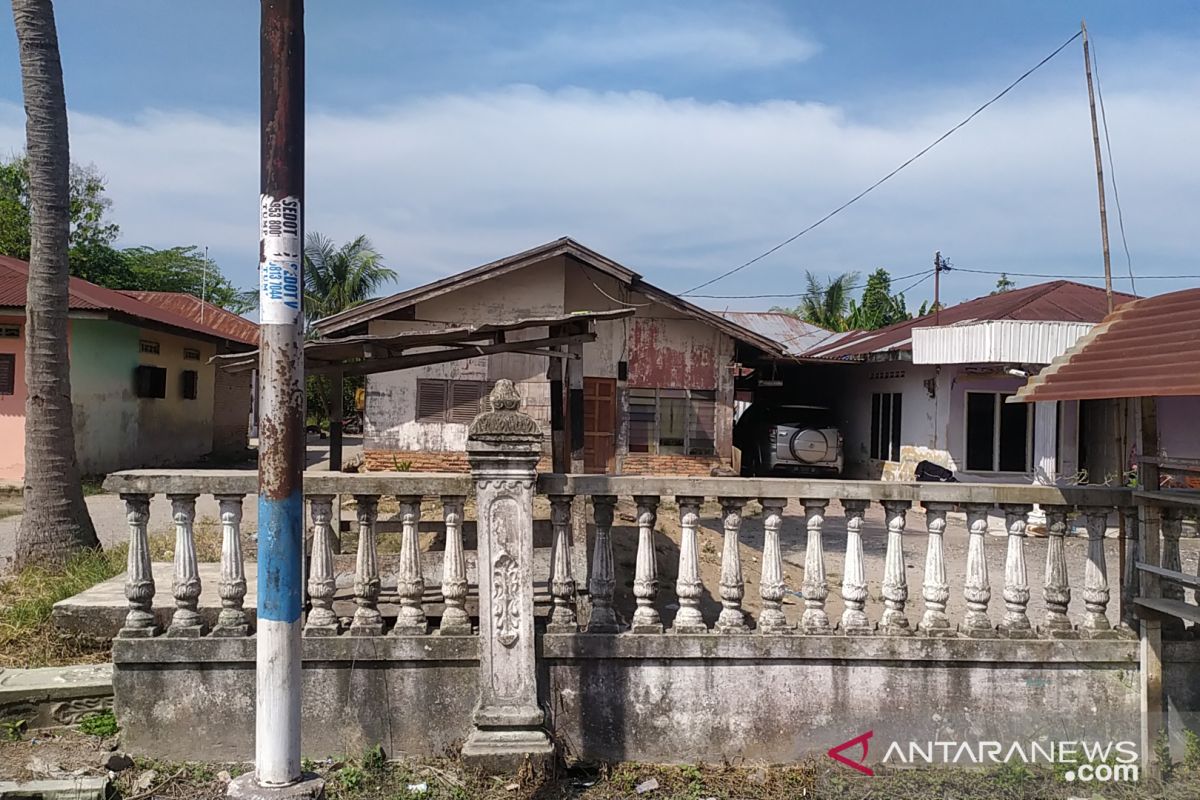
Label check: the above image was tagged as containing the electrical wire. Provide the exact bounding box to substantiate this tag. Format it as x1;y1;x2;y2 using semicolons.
950;267;1200;280
1090;38;1137;297
582;264;654;308
686;268;931;299
677;29;1085;297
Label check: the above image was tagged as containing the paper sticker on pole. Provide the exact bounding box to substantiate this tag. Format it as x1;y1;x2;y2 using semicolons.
259;194;302;325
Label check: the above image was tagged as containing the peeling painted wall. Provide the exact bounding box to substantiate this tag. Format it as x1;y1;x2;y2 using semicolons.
0;314;26;479
365;257;741;465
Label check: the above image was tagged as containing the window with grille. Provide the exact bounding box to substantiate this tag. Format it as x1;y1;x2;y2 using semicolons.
0;353;14;395
181;370;198;400
183;347;201;361
627;387;718;456
965;391;1030;472
416;379;488;423
0;325;19;338
134;365;167;399
870;392;902;461
139;340;160;355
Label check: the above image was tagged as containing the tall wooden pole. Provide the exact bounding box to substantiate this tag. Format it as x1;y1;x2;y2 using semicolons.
1082;20;1114;314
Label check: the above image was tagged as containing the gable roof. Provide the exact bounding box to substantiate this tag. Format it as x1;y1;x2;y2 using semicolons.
312;237;785;356
121;291;258;346
0;255;258;345
802;280;1136;360
717;311;835;356
1013;287;1200;402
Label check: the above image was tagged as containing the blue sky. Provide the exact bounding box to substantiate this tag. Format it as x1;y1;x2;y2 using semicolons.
1;1;1197;311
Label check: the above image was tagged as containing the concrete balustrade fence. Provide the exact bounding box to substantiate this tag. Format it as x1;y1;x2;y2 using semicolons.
102;382;1200;770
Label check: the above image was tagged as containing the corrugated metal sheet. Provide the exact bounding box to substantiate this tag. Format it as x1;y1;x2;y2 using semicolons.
1013;287;1200;402
0;255;257;344
123;291;258;345
717;311;835;355
802;280;1134;360
912;320;1095;365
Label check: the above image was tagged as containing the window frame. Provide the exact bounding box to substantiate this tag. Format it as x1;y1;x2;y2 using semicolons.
0;352;15;396
134;364;168;399
415;378;489;424
181;369;199;400
627;387;718;457
963;390;1032;473
869;391;902;462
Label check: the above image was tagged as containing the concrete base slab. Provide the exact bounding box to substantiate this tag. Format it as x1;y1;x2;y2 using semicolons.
226;773;325;799
0;664;113;730
0;777;108;800
460;729;554;774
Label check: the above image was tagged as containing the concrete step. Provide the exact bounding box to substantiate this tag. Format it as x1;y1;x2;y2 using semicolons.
0;664;112;730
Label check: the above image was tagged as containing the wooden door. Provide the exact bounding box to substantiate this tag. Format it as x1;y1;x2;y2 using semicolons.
583;377;616;473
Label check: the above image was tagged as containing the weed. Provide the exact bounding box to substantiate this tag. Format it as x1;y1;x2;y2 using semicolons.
0;548;124;668
78;709;119;737
0;719;25;742
361;743;387;773
336;765;364;791
990;760;1033;789
1184;729;1200;772
392;455;413;472
1155;729;1174;782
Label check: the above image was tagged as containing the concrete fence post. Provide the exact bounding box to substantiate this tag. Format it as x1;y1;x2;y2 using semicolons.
462;380;554;772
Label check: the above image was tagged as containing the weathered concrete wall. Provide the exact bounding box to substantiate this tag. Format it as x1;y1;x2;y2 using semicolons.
0;314;27;480
211;348;251;457
363;258;740;472
112;634;1200;764
113;637;478;761
69;319;220;474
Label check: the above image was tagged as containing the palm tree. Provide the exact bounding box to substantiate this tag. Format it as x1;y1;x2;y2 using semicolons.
302;233;396;329
13;0;98;567
798;271;859;332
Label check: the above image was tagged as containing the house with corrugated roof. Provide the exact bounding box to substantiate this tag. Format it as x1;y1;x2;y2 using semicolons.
0;256;258;479
787;280;1138;483
312;238;785;476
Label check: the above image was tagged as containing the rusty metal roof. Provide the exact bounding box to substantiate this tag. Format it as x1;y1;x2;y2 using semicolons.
311;237;785;357
0;255;258;344
1013;287;1200;402
802;280;1135;360
122;291;258;346
717;311;835;356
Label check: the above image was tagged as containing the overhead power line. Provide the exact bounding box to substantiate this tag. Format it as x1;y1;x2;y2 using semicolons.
688;268;931;299
951;267;1200;280
678;29;1085;297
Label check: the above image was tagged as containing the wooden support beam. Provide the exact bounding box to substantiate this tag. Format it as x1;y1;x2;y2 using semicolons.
329;370;344;472
311;333;596;377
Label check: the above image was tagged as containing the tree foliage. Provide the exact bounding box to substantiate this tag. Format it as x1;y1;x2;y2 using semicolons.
773;268;917;332
846;268;910;330
0;154;254;312
992;273;1016;294
302;232;396;327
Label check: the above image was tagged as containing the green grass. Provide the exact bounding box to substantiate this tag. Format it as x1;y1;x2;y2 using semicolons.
80;475;108;496
0;546;124;668
77;709;118;737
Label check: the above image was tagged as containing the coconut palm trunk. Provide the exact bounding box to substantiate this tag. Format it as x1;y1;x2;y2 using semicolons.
12;0;98;568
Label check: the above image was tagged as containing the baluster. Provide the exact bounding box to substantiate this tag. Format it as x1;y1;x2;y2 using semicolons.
1041;505;1077;638
630;496;662;633
303;495;339;636
999;504;1034;638
350;495;383;635
1080;506;1118;639
959;504;993;638
918;502;953;636
716;497;750;633
393;495;429;635
588;496;619;633
1161;508;1187;638
759;497;792;634
212;494;249;636
840;500;871;635
800;500;830;634
672;496;707;633
439;495;472;635
878;500;911;635
547;495;578;633
118;494;157;637
1119;507;1139;634
166;493;203;637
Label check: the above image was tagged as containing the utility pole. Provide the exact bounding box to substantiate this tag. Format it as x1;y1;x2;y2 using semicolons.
932;251;950;325
230;2;321;798
1082;19;1114;314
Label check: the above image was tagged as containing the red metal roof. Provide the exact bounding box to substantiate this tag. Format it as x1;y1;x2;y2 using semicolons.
123;291;258;346
1013;287;1200;402
802;280;1136;360
0;255;257;345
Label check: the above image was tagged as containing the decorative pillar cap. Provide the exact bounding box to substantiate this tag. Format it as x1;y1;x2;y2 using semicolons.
468;380;543;445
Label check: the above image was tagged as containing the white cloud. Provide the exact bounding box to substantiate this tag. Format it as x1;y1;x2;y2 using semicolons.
0;51;1196;308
